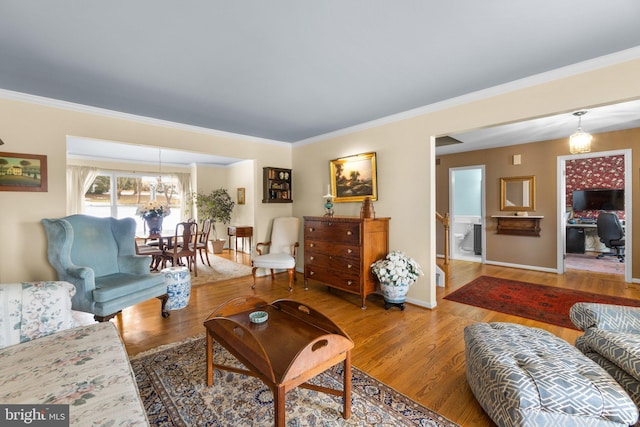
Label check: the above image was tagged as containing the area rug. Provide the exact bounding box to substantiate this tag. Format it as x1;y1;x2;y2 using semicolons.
190;255;253;286
566;253;624;275
131;336;459;426
445;276;640;330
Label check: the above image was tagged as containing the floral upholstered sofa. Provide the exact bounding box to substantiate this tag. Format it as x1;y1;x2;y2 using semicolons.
0;281;149;426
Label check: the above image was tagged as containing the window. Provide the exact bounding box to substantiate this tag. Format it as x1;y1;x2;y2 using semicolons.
84;172;182;233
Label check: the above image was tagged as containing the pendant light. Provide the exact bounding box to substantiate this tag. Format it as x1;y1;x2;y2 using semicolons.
569;111;592;154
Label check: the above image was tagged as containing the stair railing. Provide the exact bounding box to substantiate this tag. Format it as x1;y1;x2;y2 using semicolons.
435;212;450;265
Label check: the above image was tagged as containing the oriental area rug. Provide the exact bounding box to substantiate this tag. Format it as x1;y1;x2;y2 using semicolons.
131;336;459;427
445;276;640;330
189;255;253;286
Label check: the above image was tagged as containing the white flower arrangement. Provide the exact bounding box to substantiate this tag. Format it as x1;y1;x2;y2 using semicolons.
136;200;171;218
371;250;424;287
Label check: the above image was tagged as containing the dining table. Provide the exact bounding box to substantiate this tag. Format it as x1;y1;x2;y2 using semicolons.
137;230;186;269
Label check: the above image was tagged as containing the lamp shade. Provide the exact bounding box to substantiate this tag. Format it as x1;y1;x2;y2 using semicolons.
569;130;592;154
569;111;592;154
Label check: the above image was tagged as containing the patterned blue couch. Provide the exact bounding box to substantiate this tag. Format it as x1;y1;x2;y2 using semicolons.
570;302;640;410
464;322;638;427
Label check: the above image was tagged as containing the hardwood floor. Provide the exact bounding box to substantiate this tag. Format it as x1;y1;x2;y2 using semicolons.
115;252;640;426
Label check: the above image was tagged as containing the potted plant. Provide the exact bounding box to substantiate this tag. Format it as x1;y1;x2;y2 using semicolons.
371;250;424;310
189;188;235;253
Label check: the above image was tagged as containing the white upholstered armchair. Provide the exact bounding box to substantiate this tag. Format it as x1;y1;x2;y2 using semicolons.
251;217;300;291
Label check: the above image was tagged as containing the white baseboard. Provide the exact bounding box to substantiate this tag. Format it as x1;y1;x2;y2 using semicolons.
485;260;557;274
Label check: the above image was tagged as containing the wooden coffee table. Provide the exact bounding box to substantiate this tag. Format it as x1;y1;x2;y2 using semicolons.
204;296;354;427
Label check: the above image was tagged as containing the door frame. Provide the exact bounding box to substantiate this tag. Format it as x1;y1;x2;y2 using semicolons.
556;149;632;282
448;165;486;263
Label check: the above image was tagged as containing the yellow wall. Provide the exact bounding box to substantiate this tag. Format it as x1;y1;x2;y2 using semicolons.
293;58;640;307
436;128;640;277
0;97;291;283
2;58;640;308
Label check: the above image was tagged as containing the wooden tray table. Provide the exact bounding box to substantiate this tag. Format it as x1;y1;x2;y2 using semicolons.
204;296;354;427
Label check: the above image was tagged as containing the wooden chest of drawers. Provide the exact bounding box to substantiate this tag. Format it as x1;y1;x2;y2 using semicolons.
303;216;390;308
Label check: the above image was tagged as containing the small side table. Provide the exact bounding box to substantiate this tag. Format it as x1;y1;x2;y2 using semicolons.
227;226;253;253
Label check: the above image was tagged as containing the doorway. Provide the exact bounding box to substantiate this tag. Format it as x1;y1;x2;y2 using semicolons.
449;166;485;263
557;149;632;282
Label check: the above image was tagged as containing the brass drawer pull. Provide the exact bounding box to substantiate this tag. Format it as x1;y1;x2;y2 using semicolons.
309;256;314;261
310;271;315;276
347;249;353;254
347;264;352;269
309;243;314;247
346;231;352;236
347;280;353;286
308;227;315;232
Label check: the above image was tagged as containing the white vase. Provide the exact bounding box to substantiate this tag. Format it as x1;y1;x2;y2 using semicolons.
379;281;410;304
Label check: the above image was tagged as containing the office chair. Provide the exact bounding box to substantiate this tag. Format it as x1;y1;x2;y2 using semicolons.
596;212;625;262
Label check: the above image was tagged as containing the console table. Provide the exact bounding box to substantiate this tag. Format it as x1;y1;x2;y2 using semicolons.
227;225;253;253
492;215;543;236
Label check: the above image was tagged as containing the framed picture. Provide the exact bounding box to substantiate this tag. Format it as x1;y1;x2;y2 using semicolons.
330;152;377;202
0;152;48;192
237;187;245;205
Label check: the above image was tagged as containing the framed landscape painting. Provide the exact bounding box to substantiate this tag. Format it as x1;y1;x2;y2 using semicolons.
330;152;377;202
0;152;48;192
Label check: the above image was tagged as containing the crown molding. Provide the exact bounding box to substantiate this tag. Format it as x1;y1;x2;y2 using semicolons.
0;88;290;147
293;46;640;147
2;46;639;149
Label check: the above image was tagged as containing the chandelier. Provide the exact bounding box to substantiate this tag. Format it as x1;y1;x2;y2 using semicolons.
155;149;165;194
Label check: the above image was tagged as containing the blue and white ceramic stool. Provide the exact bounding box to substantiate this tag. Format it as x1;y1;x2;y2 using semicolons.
162;266;191;310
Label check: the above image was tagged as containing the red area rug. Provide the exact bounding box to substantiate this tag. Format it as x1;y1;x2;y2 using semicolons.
445;276;640;330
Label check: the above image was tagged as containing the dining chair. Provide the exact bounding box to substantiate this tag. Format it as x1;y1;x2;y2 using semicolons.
135;238;164;271
163;222;198;276
196;218;212;267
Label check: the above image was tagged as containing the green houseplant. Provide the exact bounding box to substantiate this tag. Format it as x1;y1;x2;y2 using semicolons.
190;188;235;253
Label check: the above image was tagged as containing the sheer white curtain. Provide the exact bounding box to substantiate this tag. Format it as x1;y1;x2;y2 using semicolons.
67;166;98;215
175;173;192;222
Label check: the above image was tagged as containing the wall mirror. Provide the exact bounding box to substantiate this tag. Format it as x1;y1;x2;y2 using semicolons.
500;176;536;211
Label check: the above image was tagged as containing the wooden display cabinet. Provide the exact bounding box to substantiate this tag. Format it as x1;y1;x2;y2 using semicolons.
262;167;292;203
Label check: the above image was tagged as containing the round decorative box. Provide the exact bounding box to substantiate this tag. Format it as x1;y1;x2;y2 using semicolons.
249;311;269;324
162;266;191;310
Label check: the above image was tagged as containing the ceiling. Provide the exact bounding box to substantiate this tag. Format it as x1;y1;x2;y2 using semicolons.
438;99;640;156
2;1;640;162
66;136;242;166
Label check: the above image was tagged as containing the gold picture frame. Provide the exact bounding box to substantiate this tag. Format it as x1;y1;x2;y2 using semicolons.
237;187;245;205
500;176;536;211
330;152;377;202
0;151;48;192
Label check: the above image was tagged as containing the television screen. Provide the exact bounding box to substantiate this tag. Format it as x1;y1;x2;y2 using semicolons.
572;189;624;211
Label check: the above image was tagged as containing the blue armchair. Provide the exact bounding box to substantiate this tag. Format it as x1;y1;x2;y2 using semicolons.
42;214;169;322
